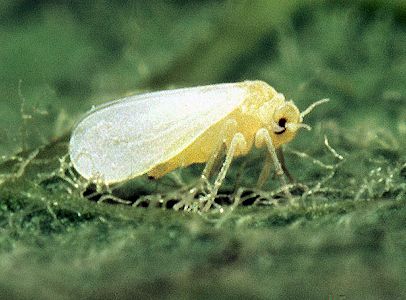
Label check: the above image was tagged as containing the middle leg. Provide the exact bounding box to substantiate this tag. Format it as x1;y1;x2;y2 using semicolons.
202;132;247;212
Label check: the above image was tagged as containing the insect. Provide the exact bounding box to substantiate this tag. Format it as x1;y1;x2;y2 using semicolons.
69;80;328;210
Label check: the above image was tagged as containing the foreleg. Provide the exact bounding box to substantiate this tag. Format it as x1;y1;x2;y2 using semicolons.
255;128;292;198
276;147;294;182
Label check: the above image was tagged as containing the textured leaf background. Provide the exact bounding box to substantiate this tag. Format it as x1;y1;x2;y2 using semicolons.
0;1;405;299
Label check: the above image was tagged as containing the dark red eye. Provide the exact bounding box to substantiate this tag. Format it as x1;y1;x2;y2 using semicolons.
278;118;287;128
275;118;287;135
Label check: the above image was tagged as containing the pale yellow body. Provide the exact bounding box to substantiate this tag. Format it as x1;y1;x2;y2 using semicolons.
148;81;300;178
70;80;329;211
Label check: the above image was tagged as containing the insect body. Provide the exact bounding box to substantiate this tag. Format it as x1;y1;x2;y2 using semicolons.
69;80;327;210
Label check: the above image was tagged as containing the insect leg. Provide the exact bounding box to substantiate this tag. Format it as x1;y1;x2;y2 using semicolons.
201;143;226;188
276;147;294;183
201;119;238;190
255;128;292;198
202;132;247;212
256;151;273;188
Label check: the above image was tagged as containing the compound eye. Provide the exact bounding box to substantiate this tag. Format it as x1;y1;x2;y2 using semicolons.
278;118;287;128
275;117;287;135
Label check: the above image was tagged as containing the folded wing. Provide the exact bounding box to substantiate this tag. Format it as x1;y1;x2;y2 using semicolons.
69;83;249;184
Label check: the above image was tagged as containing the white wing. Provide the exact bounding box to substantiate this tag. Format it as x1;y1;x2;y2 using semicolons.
69;82;249;184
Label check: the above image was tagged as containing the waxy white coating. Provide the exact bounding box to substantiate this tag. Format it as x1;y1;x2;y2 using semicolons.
69;83;249;184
